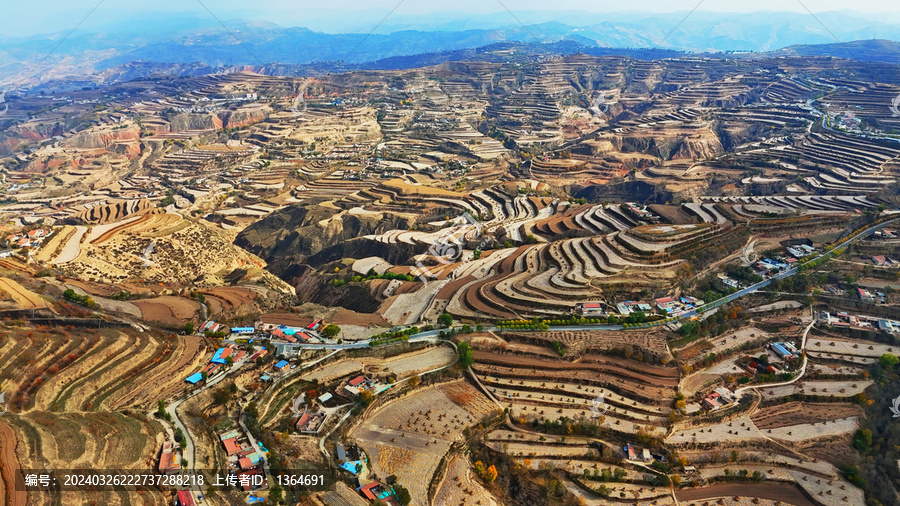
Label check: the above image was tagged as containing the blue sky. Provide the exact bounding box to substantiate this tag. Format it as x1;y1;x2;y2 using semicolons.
4;0;900;38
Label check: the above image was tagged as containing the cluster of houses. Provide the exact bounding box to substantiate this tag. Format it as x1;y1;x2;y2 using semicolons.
745;358;781;376
852;286;890;304
819;311;900;333
702;386;737;411
615;301;653;315
575;295;705;319
219;428;267;491
5;228;46;249
184;344;266;384
752;258;792;277
230;319;329;357
653;296;704;316
623;202;658;222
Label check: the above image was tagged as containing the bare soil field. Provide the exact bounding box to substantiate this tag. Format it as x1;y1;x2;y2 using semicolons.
768;416;859;442
0;257;35;275
34;226;76;263
789;469;865;506
200;286;257;308
331;307;390;326
259;312;317;326
751;402;863;429
51;226;86;264
504;328;670;356
0;421;27;506
133;296;201;326
434;455;499;506
352;381;498;506
676;483;815;506
363;346;457;378
681;357;746;396
473;350;679;387
760;380;873;400
0;277;47;310
668;415;764;445
808;337;897;358
110;335;203;408
302;359;364;383
62;279;124;297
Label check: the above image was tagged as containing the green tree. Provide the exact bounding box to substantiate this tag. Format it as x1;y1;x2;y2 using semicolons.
438;313;453;327
853;428;873;451
879;353;899;369
458;342;474;369
183;322;195;334
322;324;341;338
357;390;374;407
393;483;412;506
268;484;283;503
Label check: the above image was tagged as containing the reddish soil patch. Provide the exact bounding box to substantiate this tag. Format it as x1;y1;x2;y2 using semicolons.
0;421;27;506
259;312;317;327
436;274;475;299
133;302;176;326
391;282;421;296
134;296;200;326
676;482;814;505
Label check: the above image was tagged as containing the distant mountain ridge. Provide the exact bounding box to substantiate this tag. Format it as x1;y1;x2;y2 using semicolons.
2;10;900;89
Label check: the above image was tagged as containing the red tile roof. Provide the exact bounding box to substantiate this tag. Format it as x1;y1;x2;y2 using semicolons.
360;482;379;500
176;490;196;506
223;438;240;455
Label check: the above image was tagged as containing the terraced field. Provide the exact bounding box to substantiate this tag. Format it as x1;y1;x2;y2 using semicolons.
472;344;677;436
445;223;738;319
350;382;500;506
0;326;199;505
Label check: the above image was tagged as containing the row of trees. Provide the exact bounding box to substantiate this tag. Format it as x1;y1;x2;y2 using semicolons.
62;288;96;308
369;326;419;346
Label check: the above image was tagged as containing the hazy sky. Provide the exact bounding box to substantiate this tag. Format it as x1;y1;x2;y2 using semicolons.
4;0;900;38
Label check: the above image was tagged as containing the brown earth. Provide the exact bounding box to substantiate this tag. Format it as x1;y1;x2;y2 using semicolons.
331;307;389;326
472;350;679;387
0;421;27;506
133;296;201;326
751;402;864;430
0;278;47;310
675;482;815;506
